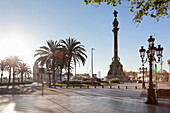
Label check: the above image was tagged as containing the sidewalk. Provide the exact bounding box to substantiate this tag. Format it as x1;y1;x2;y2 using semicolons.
0;83;170;113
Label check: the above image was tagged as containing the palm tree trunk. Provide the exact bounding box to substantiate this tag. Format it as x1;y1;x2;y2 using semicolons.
1;73;2;83
25;74;26;81
60;67;63;82
21;72;23;83
49;73;51;88
13;67;15;87
8;68;11;86
52;59;56;86
67;58;71;87
18;75;20;86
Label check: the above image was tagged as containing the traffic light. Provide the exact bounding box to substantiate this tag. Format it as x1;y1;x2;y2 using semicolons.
155;64;157;72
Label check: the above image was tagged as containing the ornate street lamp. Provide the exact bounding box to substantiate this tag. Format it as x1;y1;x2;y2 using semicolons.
139;64;147;89
91;48;95;85
47;67;52;88
139;36;163;104
39;67;45;96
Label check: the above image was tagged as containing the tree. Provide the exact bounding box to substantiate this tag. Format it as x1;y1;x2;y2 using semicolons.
5;56;21;86
84;0;170;23
0;60;6;83
17;62;32;83
34;40;61;86
57;51;69;82
60;38;87;86
73;73;91;80
5;57;13;85
156;69;169;81
124;70;137;78
11;56;21;85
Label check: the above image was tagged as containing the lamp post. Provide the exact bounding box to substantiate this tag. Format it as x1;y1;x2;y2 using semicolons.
47;68;52;88
139;64;147;89
91;48;95;85
139;36;163;104
75;62;76;80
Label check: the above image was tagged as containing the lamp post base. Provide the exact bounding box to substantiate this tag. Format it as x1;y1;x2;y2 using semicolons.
49;82;51;88
145;87;158;104
142;82;146;89
145;100;158;104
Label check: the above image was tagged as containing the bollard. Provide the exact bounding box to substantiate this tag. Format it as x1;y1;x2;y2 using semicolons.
135;86;137;89
80;85;82;88
66;86;68;88
54;85;56;88
60;86;62;88
87;86;89;89
118;86;120;89
126;86;128;89
73;86;75;88
94;86;96;88
110;85;112;89
102;85;104;88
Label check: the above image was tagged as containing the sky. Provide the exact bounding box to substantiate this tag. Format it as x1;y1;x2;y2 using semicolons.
0;0;170;78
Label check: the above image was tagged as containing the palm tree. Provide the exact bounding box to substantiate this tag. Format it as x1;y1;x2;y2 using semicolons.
60;38;87;86
5;57;13;85
0;60;6;83
17;62;32;83
5;56;21;86
9;56;21;86
24;69;32;82
57;48;69;82
11;56;21;85
34;40;61;86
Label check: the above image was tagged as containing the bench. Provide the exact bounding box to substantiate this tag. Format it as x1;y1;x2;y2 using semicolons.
157;89;170;99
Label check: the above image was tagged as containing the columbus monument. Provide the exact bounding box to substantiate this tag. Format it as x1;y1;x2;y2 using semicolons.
107;10;125;81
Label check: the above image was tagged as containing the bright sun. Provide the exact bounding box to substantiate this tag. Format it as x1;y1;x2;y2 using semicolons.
1;37;27;57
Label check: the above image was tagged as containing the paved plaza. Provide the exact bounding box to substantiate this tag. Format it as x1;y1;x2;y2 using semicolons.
0;83;170;113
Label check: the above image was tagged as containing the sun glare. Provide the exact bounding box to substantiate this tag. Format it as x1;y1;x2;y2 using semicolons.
0;32;34;71
1;36;28;57
1;103;16;113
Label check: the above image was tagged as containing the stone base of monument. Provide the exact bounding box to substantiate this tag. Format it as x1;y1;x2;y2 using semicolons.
106;59;127;82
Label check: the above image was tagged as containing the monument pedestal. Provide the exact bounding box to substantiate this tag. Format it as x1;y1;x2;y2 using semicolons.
107;59;125;81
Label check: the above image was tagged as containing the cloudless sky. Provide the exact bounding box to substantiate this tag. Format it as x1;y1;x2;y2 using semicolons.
0;0;169;78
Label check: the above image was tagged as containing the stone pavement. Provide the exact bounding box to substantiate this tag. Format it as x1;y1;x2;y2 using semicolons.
0;83;170;113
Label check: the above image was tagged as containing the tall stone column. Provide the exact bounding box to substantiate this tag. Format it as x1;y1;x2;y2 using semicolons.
112;10;119;60
168;60;170;82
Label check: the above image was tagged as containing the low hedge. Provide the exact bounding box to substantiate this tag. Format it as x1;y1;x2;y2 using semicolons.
109;79;120;84
58;81;80;84
58;81;100;85
0;81;33;86
100;81;109;84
